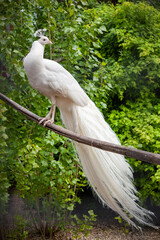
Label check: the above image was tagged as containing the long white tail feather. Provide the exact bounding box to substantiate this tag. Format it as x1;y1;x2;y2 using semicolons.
60;99;156;228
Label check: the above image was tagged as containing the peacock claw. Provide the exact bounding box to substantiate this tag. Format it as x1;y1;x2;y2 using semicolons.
39;104;56;126
44;119;54;126
39;117;54;126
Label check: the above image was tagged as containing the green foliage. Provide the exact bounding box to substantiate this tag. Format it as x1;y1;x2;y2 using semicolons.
12;130;87;236
8;215;28;240
70;210;97;239
108;98;160;203
70;1;160;204
115;215;130;234
0;101;10;213
128;0;160;9
82;2;160;104
0;0;89;237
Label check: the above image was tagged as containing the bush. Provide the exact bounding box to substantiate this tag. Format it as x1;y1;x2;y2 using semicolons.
74;1;160;203
108;98;160;203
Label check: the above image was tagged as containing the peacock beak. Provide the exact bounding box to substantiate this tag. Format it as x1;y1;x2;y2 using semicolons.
48;40;52;44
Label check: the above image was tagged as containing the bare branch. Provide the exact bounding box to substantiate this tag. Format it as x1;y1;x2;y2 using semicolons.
0;92;160;165
54;57;64;63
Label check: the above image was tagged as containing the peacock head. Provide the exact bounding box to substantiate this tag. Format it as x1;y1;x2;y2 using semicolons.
38;36;52;45
34;29;52;46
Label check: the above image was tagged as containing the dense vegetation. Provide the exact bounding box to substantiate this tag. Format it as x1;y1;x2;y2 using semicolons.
0;0;160;238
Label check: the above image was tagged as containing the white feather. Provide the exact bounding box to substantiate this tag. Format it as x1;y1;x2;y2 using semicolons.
23;37;157;228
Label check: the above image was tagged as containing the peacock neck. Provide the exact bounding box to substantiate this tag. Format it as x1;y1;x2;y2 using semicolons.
30;41;45;59
23;41;45;80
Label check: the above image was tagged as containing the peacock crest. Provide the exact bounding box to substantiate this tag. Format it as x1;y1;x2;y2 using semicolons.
34;28;47;38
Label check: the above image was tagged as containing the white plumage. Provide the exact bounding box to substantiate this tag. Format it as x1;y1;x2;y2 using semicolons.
23;35;156;228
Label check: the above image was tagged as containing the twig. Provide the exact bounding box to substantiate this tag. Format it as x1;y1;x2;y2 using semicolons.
54;57;64;63
0;92;160;165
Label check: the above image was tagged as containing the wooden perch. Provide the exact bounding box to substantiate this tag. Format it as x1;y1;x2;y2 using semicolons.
0;92;160;165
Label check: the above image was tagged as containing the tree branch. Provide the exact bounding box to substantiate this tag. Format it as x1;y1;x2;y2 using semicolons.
0;92;160;165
